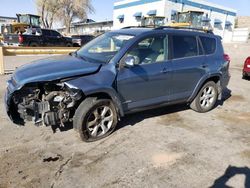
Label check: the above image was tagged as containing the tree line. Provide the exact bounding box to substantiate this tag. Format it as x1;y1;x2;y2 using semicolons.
36;0;94;33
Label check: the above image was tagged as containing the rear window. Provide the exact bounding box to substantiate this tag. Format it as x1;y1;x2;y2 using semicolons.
172;35;198;59
200;36;216;55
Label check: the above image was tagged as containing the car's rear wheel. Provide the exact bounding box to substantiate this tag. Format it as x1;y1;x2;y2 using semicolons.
29;42;38;47
190;81;218;113
242;73;249;80
66;43;72;47
73;97;118;142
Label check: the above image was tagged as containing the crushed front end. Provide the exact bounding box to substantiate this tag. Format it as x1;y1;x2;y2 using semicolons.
5;78;83;128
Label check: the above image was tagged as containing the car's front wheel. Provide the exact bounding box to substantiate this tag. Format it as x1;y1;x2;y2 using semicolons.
190;81;218;113
73;97;118;142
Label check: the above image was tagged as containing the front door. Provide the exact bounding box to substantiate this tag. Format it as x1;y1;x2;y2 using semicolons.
117;35;172;111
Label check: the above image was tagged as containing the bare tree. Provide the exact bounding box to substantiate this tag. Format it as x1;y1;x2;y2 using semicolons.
57;0;94;33
36;0;61;28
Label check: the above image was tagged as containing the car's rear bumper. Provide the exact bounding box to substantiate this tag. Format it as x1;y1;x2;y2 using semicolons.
243;71;250;77
243;66;250;76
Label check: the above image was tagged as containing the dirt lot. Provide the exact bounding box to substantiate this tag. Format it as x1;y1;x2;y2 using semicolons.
0;48;250;188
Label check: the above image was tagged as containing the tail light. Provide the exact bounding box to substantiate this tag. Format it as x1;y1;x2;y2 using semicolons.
223;54;231;63
18;35;24;44
244;57;250;69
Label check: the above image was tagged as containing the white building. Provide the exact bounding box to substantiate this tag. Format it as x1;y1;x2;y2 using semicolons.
113;0;237;41
56;20;113;36
0;16;17;34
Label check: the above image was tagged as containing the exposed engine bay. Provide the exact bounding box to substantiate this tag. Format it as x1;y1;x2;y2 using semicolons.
11;82;82;127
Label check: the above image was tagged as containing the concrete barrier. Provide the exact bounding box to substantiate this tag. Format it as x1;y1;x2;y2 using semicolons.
0;47;4;75
0;47;79;75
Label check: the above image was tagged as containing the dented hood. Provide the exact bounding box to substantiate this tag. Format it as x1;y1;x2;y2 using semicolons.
12;55;102;86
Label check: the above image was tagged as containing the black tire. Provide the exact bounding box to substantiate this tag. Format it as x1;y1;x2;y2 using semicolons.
73;97;118;142
66;43;72;47
190;81;218;113
242;74;249;80
29;42;38;47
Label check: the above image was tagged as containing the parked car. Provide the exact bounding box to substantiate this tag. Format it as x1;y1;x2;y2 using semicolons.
243;57;250;79
5;27;230;142
72;35;95;47
3;28;72;47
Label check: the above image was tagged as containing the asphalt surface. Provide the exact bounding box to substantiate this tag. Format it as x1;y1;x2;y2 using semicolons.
0;47;250;188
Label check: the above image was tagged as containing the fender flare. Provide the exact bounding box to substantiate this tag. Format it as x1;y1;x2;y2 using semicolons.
84;88;124;117
188;73;222;103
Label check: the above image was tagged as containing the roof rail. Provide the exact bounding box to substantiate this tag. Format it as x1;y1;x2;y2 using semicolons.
154;26;214;34
121;26;155;29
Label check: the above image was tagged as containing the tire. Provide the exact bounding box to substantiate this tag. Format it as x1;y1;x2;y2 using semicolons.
73;97;118;142
242;74;249;80
66;43;72;47
29;42;38;47
190;81;218;113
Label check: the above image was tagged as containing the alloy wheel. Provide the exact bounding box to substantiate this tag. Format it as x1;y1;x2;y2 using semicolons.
86;105;114;138
200;86;216;109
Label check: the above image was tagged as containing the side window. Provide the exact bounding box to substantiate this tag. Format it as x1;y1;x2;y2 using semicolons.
126;35;168;65
42;30;51;36
172;35;198;59
200;36;216;55
51;30;61;37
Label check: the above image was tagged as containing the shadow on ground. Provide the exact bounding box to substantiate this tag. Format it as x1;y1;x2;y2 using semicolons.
210;166;250;188
216;88;232;107
116;104;189;130
54;88;232;133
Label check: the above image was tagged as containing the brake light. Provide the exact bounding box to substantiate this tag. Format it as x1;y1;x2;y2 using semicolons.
244;57;250;68
18;35;24;44
223;54;230;63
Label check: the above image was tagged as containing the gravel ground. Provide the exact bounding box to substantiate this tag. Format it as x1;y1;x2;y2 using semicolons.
0;52;250;188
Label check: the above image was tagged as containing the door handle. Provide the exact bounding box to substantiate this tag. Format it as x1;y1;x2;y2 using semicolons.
161;68;169;73
201;64;208;69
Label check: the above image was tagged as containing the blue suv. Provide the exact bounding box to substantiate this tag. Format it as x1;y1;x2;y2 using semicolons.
5;27;230;142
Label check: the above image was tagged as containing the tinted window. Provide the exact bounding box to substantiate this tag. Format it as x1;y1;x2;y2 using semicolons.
51;30;61;37
172;35;198;59
42;30;51;36
200;36;216;55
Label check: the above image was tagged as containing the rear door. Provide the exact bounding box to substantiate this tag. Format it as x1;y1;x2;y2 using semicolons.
50;30;64;46
169;34;206;102
42;29;52;46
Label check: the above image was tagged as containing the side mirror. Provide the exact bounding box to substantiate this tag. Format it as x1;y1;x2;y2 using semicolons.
124;56;135;67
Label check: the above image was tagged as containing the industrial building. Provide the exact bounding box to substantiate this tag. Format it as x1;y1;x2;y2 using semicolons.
0;16;17;34
113;0;237;41
57;20;113;36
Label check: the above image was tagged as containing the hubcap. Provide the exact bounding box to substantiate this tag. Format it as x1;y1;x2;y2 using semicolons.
86;105;113;137
200;86;216;108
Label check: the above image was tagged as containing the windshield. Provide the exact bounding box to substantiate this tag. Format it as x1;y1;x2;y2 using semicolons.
77;32;135;63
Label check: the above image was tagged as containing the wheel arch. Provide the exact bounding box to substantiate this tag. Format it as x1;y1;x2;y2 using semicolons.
188;73;222;103
80;89;124;118
29;41;39;46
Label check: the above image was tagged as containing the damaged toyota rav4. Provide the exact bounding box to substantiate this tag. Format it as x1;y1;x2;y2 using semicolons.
5;27;230;142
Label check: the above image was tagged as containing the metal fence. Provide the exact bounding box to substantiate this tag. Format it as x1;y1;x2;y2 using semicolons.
0;47;79;75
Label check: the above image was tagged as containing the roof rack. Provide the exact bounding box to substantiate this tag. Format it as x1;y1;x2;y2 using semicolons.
154;26;214;34
121;26;155;29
